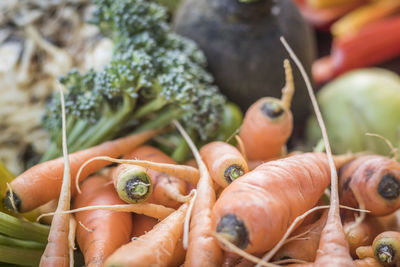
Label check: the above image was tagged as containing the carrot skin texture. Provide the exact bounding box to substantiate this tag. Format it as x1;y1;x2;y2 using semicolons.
73;176;132;267
200;141;248;188
7;130;157;212
104;202;188;267
212;153;332;254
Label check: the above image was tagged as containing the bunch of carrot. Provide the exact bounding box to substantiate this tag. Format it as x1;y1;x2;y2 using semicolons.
3;39;400;267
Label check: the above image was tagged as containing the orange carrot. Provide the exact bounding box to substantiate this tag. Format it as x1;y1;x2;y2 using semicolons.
344;215;384;258
73;175;132;267
174;120;224;267
200;141;248;188
273;210;328;263
354;257;383;267
339;155;400;216
367;231;400;265
104;201;189;267
127;146;188;208
211;152;334;254
111;164;153;204
239;59;294;161
130;214;186;267
39;86;72;267
5;129;158;212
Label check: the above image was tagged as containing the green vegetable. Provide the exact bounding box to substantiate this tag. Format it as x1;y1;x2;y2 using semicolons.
0;244;44;267
0;211;49;243
41;0;225;161
306;68;400;156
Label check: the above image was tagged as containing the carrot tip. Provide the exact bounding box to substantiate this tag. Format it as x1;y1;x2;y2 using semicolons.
224;165;244;184
260;101;285;121
375;244;395;264
4;190;21;212
377;174;400;200
216;214;249;249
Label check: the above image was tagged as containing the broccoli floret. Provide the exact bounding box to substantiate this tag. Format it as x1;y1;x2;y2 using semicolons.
41;0;225;162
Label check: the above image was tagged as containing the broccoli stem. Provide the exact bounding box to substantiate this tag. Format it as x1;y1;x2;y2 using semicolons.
39;143;60;163
171;133;193;163
67;119;91;148
133;108;182;133
0;244;44;267
73;95;136;150
132;97;167;119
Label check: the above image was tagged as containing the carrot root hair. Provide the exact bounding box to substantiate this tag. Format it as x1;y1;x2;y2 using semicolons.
183;189;197;249
281;59;295;109
366;132;399;160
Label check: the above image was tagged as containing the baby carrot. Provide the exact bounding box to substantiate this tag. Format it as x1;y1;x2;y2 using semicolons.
200;141;248;188
239;59;294;161
104;201;189;267
112;164;152;204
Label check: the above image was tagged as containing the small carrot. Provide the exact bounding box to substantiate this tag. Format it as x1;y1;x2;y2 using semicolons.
339;155;400;216
130;214;186;267
174;120;224;267
359;231;400;265
200;141;248;188
73;175;132;267
104;201;189;267
273;210;328;263
5;129;158;213
127;146;188;208
239;59;294;161
354;257;383;267
39;86;72;267
112;164;153;204
344;214;385;258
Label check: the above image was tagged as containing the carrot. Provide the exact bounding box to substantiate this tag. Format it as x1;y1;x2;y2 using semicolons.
344;215;384;258
338;155;400;216
354;257;383;267
130;214;186;267
200;141;249;188
366;231;400;265
104;201;189;267
273;210;328;263
279;36;354;267
39;86;72;267
239;59;294;161
174;120;224;267
111;164;153;204
211;152;335;254
5;129;158;213
131;214;159;238
126;146;188;208
73;175;132;267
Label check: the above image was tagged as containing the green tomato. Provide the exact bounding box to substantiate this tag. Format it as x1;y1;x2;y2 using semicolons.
306;68;400;156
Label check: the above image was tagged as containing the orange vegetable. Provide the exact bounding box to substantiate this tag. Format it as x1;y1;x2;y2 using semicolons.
339;155;400;216
211;152;347;254
73;176;132;267
104;201;189;267
5;129;158;212
239;60;294;161
127;146;188;208
200;141;248;188
111;164;152;204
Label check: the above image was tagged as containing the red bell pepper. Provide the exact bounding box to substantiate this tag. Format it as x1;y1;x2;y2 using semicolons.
313;16;400;84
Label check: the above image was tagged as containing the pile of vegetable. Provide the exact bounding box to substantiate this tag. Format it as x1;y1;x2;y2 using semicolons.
2;0;400;267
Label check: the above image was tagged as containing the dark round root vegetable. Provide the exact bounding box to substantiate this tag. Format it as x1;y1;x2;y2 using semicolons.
173;0;316;128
